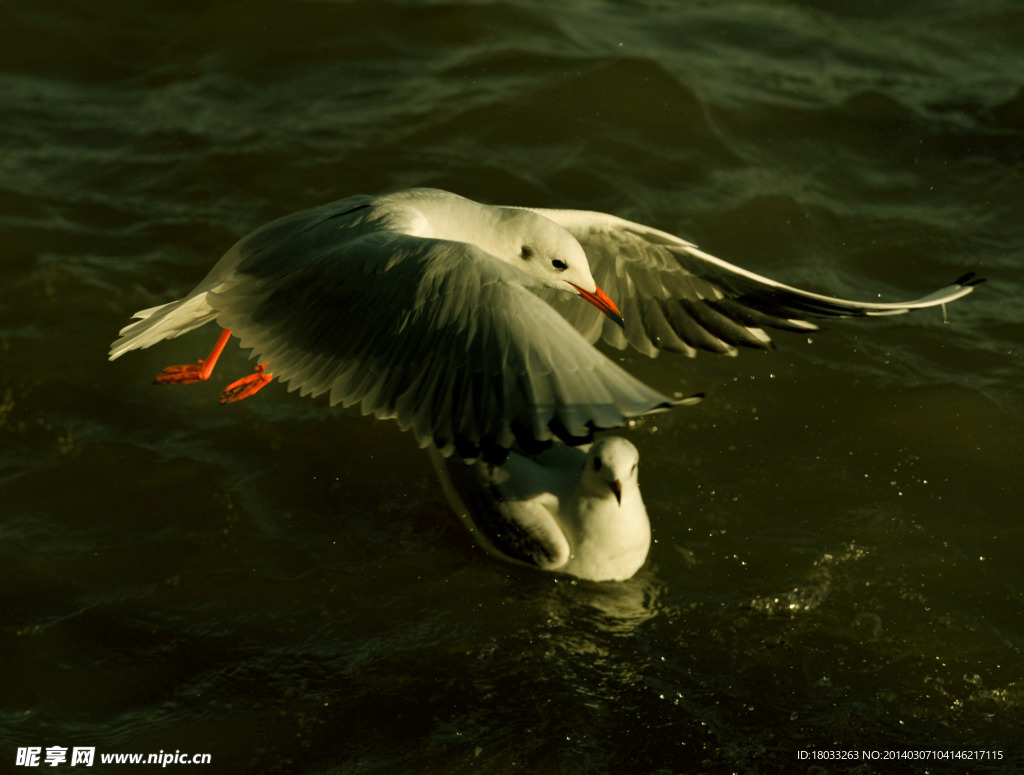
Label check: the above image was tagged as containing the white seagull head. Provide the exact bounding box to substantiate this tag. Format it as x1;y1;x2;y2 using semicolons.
581;436;641;506
494;207;624;326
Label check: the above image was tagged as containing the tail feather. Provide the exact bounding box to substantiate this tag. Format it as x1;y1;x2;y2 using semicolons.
108;293;217;360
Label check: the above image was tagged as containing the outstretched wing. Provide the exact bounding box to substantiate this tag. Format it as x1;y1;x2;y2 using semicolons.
523;208;983;358
210;225;675;461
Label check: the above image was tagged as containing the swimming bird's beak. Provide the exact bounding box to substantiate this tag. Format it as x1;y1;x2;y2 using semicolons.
571;283;625;329
609;479;623;505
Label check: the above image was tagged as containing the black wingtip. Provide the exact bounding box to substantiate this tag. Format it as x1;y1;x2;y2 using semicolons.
954;271;986;287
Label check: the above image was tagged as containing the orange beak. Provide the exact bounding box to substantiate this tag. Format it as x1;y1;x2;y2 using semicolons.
571;283;625;329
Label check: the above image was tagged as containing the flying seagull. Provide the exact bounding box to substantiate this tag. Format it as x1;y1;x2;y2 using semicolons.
109;187;981;461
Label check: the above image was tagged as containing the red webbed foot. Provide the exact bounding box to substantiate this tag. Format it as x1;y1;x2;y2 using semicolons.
153;361;212;385
220;363;273;404
153;329;232;387
149;329;272;404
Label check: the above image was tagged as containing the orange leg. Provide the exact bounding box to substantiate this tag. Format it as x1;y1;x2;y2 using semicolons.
219;363;273;404
153;328;233;385
153;328;273;404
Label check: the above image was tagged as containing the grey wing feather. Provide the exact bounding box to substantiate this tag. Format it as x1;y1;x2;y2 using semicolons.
429;448;570;570
107;196;380;360
523;208;983;358
208;222;674;461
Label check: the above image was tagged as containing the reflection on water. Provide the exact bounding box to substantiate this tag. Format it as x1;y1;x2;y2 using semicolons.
2;0;1023;772
544;572;663;634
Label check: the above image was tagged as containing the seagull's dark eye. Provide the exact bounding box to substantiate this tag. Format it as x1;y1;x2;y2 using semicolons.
593;457;602;472
520;246;534;260
551;259;568;271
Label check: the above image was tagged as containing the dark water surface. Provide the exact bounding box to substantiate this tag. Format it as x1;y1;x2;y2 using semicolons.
2;1;1023;773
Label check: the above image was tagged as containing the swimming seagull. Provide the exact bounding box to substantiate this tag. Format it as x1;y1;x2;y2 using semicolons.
429;436;651;582
108;187;982;460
